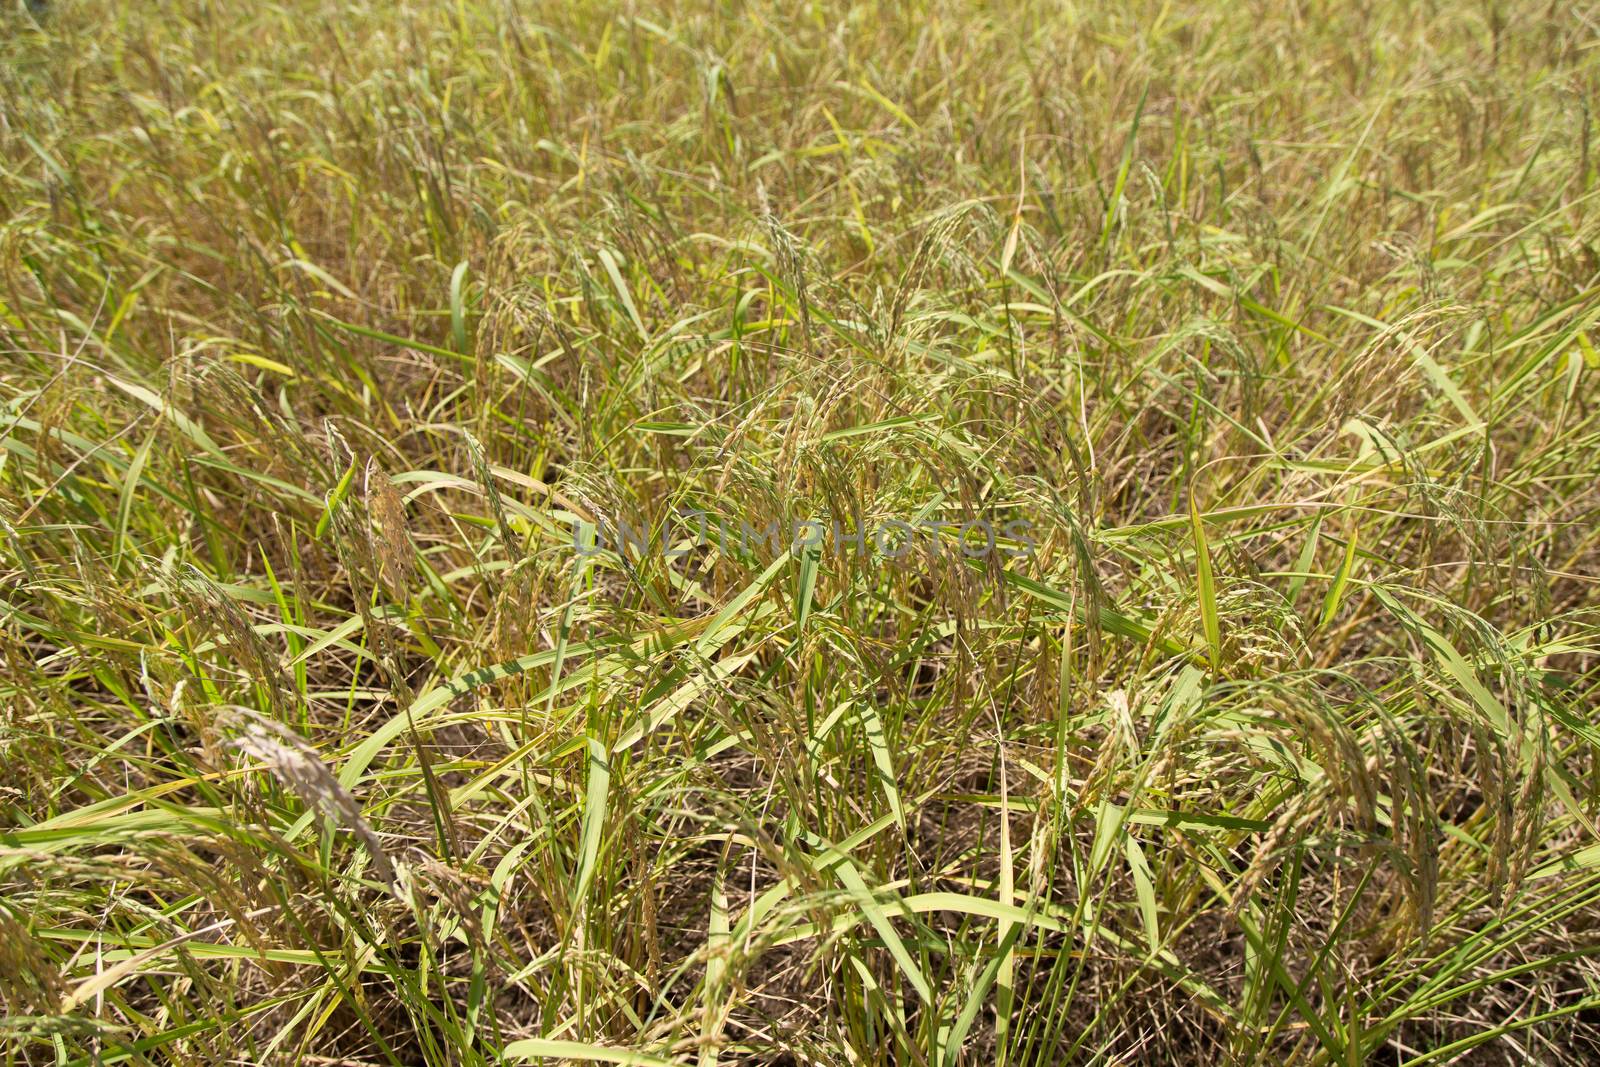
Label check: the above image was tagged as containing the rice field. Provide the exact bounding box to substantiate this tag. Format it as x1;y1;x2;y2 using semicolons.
4;1;1600;1063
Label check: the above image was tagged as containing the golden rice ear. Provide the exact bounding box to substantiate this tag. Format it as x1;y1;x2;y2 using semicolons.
162;564;296;720
218;707;402;899
364;459;415;600
0;908;64;1016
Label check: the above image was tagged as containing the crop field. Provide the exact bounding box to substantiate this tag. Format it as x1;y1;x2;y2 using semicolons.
4;0;1600;1063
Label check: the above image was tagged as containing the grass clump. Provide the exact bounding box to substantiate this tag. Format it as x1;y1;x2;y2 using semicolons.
4;0;1600;1063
